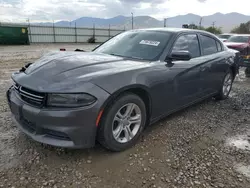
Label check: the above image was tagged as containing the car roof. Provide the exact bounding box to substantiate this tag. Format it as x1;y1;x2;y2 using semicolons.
134;27;213;35
232;34;250;37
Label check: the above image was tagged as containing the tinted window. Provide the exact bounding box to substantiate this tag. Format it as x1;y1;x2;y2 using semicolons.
216;41;223;51
94;31;173;61
227;36;250;43
200;35;218;55
172;34;200;58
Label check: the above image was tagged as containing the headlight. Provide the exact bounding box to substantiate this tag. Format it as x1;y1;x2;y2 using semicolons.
47;93;96;107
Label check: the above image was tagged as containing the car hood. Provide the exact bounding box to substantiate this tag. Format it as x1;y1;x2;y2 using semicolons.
219;38;227;42
224;42;247;47
13;51;150;91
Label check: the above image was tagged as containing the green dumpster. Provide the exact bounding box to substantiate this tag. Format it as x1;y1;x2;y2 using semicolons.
0;26;30;45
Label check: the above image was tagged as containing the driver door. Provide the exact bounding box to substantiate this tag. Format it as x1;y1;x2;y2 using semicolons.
168;34;205;108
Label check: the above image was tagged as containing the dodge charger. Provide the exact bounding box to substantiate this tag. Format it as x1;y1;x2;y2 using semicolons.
7;28;239;151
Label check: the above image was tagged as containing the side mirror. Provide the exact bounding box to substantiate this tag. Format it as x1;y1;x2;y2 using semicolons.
168;51;192;61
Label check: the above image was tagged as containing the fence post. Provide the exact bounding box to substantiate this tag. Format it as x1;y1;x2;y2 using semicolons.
109;24;111;39
53;21;56;43
29;23;32;43
75;22;77;43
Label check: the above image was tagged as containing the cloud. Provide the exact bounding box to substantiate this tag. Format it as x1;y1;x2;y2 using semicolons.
120;0;165;3
0;0;250;22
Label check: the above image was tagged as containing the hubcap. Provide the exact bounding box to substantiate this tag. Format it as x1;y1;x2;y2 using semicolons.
112;103;142;143
223;73;232;96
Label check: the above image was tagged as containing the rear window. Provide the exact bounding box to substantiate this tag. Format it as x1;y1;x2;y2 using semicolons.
200;35;218;55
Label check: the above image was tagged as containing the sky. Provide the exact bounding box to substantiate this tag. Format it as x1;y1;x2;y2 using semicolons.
0;0;250;22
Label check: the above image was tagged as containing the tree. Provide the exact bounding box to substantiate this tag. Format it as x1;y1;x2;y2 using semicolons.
231;21;250;34
182;24;222;34
204;26;222;34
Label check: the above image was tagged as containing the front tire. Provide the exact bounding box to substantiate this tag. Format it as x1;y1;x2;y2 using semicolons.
215;70;233;100
97;93;147;151
245;67;250;78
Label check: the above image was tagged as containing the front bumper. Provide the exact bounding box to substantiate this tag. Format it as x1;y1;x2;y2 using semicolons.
6;87;109;149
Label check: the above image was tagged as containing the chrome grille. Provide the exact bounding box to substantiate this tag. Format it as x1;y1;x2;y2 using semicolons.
14;83;45;106
14;83;19;90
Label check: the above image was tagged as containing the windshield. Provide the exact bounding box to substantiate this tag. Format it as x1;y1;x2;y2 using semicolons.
218;34;232;39
227;36;250;43
94;30;173;61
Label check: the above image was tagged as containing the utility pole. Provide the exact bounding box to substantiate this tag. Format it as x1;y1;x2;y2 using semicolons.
199;17;203;29
131;12;134;30
164;18;167;27
26;18;30;28
27;18;32;43
212;21;216;28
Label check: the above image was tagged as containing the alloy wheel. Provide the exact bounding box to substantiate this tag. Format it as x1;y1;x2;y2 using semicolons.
222;73;233;96
112;103;142;143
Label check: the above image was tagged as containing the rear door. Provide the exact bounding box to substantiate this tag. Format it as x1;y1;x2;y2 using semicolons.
198;34;227;95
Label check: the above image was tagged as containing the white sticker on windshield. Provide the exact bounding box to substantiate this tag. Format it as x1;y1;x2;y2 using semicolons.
139;40;160;46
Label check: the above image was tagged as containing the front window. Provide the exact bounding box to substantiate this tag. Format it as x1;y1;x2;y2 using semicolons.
94;30;173;61
227;36;250;43
172;34;200;58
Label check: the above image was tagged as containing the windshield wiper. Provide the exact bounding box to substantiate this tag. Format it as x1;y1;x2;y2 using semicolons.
109;53;144;60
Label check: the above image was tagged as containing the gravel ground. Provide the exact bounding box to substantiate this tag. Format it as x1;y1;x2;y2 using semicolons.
0;44;250;188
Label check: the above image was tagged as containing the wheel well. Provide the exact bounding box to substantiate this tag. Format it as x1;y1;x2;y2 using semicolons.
125;88;151;123
230;65;237;79
100;88;152;127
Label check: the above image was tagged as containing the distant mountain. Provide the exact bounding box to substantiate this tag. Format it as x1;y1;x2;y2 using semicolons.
53;15;163;29
37;12;250;32
202;12;250;32
56;15;128;27
163;12;250;32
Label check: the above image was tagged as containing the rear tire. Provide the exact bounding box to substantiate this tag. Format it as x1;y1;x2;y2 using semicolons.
97;93;147;152
215;70;233;100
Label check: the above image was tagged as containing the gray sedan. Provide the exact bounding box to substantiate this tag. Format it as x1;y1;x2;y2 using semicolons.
7;28;240;151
